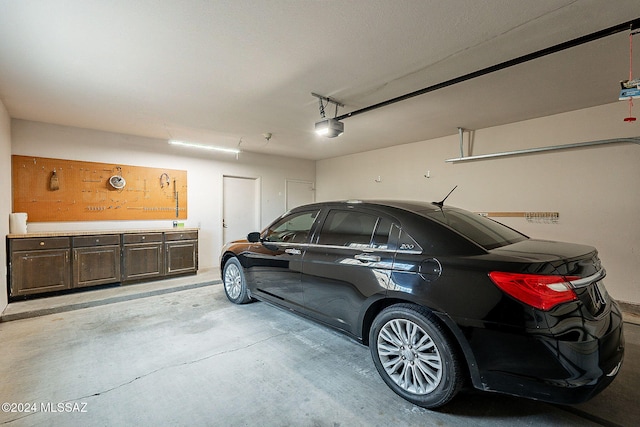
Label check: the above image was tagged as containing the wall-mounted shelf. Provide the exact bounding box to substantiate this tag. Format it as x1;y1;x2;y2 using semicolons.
446;137;640;163
477;211;559;223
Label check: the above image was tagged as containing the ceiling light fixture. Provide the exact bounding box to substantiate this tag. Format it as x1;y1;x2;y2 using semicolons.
312;92;344;138
314;118;344;137
168;140;240;154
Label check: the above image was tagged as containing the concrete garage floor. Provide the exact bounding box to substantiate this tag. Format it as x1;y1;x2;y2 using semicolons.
1;271;638;427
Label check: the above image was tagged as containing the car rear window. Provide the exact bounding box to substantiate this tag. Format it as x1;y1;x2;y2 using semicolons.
424;208;527;250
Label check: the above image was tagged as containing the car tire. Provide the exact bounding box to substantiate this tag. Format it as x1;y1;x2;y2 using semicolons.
222;257;253;304
369;304;463;409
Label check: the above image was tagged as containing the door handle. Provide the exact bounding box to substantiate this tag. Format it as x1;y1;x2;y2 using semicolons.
354;253;381;263
285;248;301;255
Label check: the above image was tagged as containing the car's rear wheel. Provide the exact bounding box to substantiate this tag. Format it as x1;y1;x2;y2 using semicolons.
222;257;252;304
369;304;463;408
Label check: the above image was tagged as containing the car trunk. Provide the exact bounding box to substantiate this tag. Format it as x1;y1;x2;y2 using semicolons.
491;239;608;317
491;239;599;274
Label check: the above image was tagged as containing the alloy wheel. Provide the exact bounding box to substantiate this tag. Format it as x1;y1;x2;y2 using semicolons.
224;263;242;300
377;318;443;395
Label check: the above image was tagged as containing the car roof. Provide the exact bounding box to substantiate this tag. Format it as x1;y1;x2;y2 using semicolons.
290;200;445;216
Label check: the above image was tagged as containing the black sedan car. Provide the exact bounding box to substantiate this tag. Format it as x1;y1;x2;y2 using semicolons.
219;200;624;409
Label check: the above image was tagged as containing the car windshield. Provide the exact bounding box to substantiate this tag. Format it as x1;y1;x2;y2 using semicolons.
423;208;527;250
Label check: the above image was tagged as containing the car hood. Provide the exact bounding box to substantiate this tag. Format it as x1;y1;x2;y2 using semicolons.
490;239;600;277
221;238;250;253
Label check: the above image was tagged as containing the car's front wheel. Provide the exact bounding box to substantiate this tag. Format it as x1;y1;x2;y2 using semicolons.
369;304;463;408
222;257;252;304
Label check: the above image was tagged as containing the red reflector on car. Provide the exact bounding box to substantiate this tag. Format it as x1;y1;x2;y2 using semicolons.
488;272;580;311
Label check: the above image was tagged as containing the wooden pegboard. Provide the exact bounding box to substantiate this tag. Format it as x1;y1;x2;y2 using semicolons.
12;155;188;222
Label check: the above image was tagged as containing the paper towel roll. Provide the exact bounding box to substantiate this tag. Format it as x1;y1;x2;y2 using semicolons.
9;213;28;234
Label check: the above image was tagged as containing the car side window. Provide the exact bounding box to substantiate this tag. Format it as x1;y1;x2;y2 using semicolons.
372;217;393;249
263;210;319;243
317;210;381;248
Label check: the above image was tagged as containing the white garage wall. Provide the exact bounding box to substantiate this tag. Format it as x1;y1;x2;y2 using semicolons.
0;100;11;313
316;102;640;305
11;119;315;273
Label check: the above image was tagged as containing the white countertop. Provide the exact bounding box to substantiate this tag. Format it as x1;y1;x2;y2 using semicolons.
7;228;199;239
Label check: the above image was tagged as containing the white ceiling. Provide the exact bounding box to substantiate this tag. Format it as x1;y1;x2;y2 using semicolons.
1;0;639;160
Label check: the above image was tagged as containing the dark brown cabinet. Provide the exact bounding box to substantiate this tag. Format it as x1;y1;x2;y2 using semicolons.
7;229;198;299
122;233;164;282
165;231;198;276
72;235;121;288
9;237;71;296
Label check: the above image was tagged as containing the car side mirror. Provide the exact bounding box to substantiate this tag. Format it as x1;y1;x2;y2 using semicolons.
247;232;261;243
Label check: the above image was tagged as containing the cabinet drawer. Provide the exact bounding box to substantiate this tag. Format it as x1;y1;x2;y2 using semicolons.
11;237;70;251
123;233;163;244
164;231;198;241
73;234;120;247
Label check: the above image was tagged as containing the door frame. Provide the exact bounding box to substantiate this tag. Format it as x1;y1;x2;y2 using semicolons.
221;174;262;250
285;179;315;211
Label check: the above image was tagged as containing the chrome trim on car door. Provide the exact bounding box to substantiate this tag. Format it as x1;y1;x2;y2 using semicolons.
354;253;382;263
263;241;422;255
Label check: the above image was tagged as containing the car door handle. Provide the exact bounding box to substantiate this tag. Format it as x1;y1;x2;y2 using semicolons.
354;253;381;263
285;248;301;255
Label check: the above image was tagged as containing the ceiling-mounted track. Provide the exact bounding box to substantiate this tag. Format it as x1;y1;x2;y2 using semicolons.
335;18;640;122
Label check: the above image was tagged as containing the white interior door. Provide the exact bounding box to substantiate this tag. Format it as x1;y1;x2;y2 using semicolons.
285;180;315;211
223;176;259;244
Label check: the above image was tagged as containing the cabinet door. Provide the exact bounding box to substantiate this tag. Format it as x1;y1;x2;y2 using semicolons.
122;243;164;281
10;249;71;296
165;240;198;276
73;245;121;288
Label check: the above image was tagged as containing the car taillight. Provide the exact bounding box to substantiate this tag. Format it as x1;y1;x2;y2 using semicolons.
488;271;581;311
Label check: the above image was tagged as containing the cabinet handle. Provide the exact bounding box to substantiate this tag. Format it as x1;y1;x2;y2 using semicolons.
39;241;45;246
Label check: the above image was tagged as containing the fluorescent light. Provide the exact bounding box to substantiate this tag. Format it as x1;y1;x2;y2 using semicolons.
168;140;240;154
